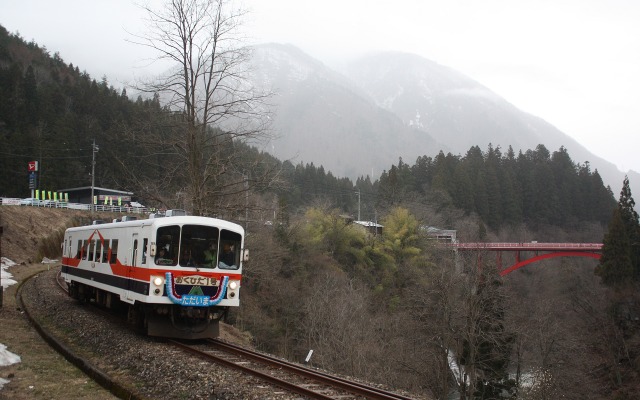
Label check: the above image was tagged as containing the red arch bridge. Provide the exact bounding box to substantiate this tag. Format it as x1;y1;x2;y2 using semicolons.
447;242;603;276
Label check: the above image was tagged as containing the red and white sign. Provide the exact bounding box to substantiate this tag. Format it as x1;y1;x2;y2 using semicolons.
28;161;38;172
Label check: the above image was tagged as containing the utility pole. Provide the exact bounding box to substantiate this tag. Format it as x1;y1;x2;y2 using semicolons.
355;190;361;221
244;171;249;231
91;139;99;211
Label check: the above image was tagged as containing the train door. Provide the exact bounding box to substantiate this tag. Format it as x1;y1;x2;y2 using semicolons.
125;232;138;302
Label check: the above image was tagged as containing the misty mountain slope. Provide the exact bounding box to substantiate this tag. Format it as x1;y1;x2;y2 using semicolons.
344;52;566;153
341;51;627;189
250;44;447;179
249;45;627;190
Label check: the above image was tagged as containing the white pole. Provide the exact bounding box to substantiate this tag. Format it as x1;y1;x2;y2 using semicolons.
305;349;314;363
244;171;249;230
91;139;99;211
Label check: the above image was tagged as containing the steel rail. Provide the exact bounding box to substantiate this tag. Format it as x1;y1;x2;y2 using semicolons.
56;270;68;292
169;339;416;399
60;270;416;399
209;339;416;400
169;339;336;399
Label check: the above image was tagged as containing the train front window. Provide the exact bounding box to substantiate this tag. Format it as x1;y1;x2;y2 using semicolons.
155;224;239;269
179;225;219;268
156;226;180;266
218;230;241;270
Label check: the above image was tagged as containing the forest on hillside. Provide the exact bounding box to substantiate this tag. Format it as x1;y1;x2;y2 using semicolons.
3;16;640;399
0;24;617;232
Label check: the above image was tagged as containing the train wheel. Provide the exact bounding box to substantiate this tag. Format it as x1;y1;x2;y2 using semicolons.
67;283;79;300
127;304;148;334
127;305;141;325
76;283;90;303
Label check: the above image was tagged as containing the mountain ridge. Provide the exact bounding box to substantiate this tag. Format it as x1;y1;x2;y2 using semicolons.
249;44;636;193
250;44;448;179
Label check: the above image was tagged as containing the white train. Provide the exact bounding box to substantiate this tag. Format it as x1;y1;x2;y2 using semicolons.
60;212;246;339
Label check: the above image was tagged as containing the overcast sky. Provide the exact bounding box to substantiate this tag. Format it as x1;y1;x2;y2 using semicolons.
2;0;639;173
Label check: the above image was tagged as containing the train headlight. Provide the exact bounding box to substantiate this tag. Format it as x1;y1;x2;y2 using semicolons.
228;281;237;290
153;277;164;286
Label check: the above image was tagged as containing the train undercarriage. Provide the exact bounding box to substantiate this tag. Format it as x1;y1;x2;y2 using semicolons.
67;281;227;339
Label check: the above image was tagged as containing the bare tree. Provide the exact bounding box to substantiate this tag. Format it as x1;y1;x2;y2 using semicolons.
300;270;380;376
126;0;274;215
406;248;516;399
503;258;609;399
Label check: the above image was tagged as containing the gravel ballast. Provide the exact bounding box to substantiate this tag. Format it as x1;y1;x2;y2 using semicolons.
15;266;299;400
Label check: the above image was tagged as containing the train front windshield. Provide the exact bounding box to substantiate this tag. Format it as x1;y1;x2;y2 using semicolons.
155;224;241;270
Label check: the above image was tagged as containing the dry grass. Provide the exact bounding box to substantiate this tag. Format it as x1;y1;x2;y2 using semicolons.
0;206;121;399
0;206;116;264
0;263;118;399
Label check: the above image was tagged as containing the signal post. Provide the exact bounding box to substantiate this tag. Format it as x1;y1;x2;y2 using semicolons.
0;226;3;307
28;160;38;198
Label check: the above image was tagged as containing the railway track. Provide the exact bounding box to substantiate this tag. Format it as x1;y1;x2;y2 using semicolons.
170;338;416;399
57;271;417;399
55;270;68;292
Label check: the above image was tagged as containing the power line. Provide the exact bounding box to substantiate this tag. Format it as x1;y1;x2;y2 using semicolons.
0;151;91;160
1;144;93;152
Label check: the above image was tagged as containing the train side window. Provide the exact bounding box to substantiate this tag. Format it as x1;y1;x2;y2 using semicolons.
96;240;103;263
76;240;82;259
89;239;97;261
132;239;138;266
111;239;119;263
83;240;89;260
142;238;148;264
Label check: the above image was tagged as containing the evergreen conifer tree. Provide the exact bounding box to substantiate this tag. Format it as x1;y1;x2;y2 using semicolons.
618;176;640;280
596;207;634;287
597;176;639;287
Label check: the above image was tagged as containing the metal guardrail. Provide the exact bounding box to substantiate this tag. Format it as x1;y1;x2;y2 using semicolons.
0;197;152;215
448;242;603;251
